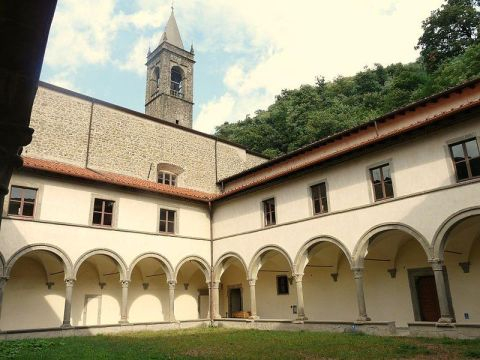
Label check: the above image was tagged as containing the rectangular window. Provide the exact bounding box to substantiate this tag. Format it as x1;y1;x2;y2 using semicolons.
158;172;177;186
311;182;328;214
370;164;394;201
449;138;480;182
7;186;37;217
263;198;276;226
92;198;114;227
159;208;176;234
276;275;289;295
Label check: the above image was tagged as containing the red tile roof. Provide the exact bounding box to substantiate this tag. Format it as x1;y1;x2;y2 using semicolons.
21;157;213;202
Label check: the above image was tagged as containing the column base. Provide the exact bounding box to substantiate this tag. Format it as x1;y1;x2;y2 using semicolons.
436;317;455;326
60;323;72;329
248;315;259;320
118;320;129;325
295;316;308;322
355;316;371;323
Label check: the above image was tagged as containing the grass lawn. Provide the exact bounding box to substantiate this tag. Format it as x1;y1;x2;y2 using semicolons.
1;327;480;359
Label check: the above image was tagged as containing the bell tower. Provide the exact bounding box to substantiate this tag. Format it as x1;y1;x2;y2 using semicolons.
145;8;194;128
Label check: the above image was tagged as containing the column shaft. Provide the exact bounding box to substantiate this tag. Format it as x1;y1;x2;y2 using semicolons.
208;281;221;319
120;280;130;324
0;277;8;327
430;260;454;323
352;268;370;322
62;279;75;327
168;281;176;322
294;274;307;321
248;279;258;319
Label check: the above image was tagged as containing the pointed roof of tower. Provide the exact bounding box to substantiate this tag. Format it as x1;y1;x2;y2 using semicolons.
161;8;184;49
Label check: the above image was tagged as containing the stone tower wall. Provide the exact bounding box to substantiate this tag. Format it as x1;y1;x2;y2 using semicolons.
145;43;194;128
25;85;266;193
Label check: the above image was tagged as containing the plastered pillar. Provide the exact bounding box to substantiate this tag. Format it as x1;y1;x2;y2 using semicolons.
61;278;75;328
352;268;370;322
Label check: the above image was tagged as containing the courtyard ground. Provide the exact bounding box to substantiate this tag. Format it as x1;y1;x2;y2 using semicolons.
0;327;479;359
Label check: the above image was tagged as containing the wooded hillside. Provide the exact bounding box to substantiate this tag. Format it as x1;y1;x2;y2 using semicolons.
214;0;480;158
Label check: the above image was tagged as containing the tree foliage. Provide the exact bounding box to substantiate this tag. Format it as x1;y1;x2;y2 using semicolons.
215;2;480;158
416;0;479;72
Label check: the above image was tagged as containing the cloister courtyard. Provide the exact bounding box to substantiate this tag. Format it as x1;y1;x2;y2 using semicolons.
1;328;479;359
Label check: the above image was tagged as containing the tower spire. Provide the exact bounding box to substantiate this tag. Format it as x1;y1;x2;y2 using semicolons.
160;2;184;49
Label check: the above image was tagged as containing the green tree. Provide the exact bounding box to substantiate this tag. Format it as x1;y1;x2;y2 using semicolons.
416;0;480;72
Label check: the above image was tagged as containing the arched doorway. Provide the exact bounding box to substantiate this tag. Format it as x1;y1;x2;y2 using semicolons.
2;245;72;330
434;208;480;323
354;224;439;326
248;246;295;320
174;257;210;320
214;253;248;319
295;237;356;321
72;250;127;326
127;253;174;323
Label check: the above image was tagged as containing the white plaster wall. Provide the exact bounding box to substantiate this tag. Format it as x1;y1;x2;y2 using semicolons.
213;117;480;240
218;263;249;317
175;270;209;320
1;258;65;330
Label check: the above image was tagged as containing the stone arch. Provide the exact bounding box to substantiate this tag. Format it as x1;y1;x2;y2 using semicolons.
5;244;73;279
294;235;353;275
174;256;211;283
353;223;432;268
128;252;174;282
213;252;248;282
73;249;128;281
248;245;294;280
432;206;480;261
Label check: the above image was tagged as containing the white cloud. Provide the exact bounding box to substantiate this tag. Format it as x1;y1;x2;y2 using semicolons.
43;0;446;133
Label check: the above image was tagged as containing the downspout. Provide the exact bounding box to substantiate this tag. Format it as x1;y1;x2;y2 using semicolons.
208;200;214;325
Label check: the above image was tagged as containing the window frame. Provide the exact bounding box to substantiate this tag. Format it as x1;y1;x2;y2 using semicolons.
91;197;116;228
448;137;480;182
7;185;38;218
310;181;329;215
157;171;177;186
262;197;276;227
159;207;177;234
276;275;289;295
369;163;394;202
170;66;184;98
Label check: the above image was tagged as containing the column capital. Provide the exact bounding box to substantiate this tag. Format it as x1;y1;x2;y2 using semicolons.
0;277;9;286
168;280;176;289
120;280;130;288
248;279;256;287
65;278;75;287
351;267;364;279
293;273;303;282
428;259;444;271
208;281;220;290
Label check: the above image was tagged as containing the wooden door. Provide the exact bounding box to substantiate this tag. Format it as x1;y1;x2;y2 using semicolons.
229;288;242;316
416;276;440;322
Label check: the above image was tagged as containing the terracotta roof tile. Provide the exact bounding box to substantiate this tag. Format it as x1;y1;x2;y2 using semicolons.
21;157;214;202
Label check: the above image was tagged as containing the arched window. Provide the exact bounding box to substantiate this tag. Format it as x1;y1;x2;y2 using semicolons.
157;163;184;187
153;66;160;88
170;66;184;98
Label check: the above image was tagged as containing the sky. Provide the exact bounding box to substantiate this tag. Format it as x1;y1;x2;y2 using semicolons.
40;0;445;134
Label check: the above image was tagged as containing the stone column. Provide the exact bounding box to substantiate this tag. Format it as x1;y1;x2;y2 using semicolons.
248;279;259;319
208;281;221;319
168;280;176;322
293;274;307;321
0;277;8;326
119;280;130;324
352;268;370;322
61;278;75;328
429;260;454;323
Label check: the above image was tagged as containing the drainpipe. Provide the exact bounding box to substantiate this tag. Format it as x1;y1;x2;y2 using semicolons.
208;201;214;325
